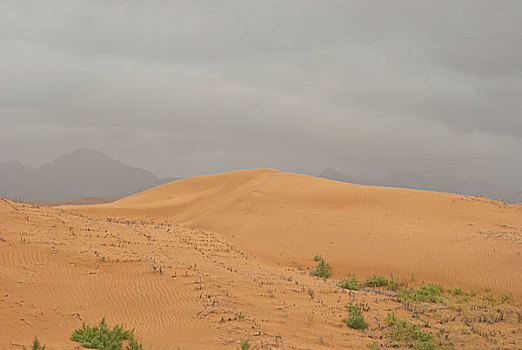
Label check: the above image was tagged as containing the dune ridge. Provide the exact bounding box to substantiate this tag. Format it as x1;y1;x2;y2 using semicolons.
66;168;522;296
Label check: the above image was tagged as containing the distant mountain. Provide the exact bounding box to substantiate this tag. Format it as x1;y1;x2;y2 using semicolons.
318;168;519;203
0;148;180;201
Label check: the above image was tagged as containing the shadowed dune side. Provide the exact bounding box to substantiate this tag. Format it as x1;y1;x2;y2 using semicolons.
65;169;522;296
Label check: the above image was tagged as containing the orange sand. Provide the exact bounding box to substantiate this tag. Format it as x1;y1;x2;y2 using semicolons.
68;169;522;297
2;169;521;349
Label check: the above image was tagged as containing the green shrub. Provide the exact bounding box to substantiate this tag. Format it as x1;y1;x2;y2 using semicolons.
398;283;443;303
339;274;361;290
23;337;46;350
415;283;444;302
450;287;463;296
484;293;495;302
344;303;368;330
499;293;513;304
364;274;388;288
366;340;379;350
384;313;438;350
235;311;246;319
311;259;331;278
313;254;322;261
387;274;400;291
239;339;251;350
71;318;143;350
125;338;144;350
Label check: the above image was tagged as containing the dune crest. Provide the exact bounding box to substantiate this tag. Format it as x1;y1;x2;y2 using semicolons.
66;169;522;296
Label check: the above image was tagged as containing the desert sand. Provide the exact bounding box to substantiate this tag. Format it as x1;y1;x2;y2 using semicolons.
1;169;521;349
67;169;522;297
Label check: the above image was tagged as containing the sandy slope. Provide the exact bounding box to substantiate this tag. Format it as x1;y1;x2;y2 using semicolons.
66;169;522;297
2;195;522;349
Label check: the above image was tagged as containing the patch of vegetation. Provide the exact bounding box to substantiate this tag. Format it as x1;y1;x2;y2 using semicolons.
235;311;246;319
484;292;495;303
311;259;331;278
125;338;144;350
398;283;444;303
366;340;379;350
384;313;439;350
499;293;514;304
387;273;400;291
449;287;463;296
339;274;361;290
313;254;322;261
238;338;251;350
23;337;46;350
70;318;143;350
344;303;368;330
364;274;388;287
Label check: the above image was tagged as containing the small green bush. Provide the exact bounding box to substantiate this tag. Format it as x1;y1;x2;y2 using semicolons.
415;283;444;302
387;274;400;291
344;303;368;330
385;313;438;350
313;254;322;261
125;338;144;350
398;283;443;303
23;337;46;350
499;293;513;304
450;287;463;296
364;274;388;288
311;259;331;278
366;340;379;350
71;318;143;350
235;311;246;319
239;338;251;350
339;274;361;290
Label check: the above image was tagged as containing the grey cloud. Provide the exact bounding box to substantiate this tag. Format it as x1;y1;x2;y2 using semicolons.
0;0;521;194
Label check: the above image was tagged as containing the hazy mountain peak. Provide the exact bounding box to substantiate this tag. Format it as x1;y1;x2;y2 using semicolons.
0;149;179;201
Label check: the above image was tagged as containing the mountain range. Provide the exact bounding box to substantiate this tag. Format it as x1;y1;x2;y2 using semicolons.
1;151;519;203
0;148;179;201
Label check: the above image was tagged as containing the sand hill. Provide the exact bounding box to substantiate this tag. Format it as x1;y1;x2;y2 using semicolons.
66;168;522;296
2;169;522;349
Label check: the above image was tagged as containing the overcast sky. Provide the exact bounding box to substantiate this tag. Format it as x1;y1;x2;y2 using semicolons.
1;0;521;191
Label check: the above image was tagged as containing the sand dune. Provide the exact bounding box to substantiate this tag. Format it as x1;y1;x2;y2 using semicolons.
2;184;522;349
66;168;522;297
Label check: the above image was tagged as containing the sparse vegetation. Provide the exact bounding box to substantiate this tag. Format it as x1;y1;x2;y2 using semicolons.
449;287;463;296
70;318;143;350
313;254;322;261
125;338;144;350
23;337;46;350
398;283;444;303
235;311;246;319
344;303;368;330
385;313;439;350
311;259;331;278
364;274;388;287
499;293;514;304
366;340;379;350
238;339;251;350
387;273;400;291
339;274;361;290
